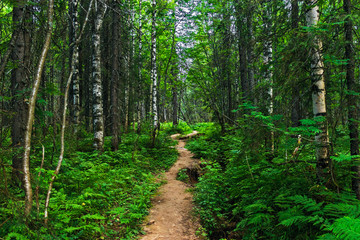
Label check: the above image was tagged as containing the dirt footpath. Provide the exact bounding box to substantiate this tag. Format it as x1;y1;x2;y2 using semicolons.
140;132;201;240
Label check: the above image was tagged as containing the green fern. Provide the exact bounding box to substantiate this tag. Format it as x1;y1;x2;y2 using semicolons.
324;217;360;240
288;195;323;213
324;203;360;218
280;215;324;227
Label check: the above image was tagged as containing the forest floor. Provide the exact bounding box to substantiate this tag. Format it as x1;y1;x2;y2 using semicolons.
139;131;202;240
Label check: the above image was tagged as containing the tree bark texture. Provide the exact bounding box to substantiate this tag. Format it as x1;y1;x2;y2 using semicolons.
343;0;360;199
306;0;331;184
263;3;274;153
111;2;120;151
172;65;178;126
11;0;31;183
69;0;81;132
23;0;54;216
151;0;158;129
291;0;301;127
92;0;106;151
137;0;143;133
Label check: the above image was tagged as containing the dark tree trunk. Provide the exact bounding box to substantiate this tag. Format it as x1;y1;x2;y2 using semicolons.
291;0;301;127
11;1;31;183
111;3;120;151
344;0;360;198
172;67;178;126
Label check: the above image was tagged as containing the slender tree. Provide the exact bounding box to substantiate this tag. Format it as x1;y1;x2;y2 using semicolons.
92;0;106;151
69;0;81;132
306;0;331;184
23;0;54;216
290;0;301;127
137;0;143;133
11;0;31;183
111;1;120;150
263;1;274;152
343;0;360;198
151;0;159;143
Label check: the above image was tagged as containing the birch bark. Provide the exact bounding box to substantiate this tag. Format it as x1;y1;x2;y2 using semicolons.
306;0;331;183
151;0;158;128
92;0;106;151
69;0;81;132
23;0;54;216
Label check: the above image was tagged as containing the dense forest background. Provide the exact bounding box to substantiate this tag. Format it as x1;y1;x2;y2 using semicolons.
2;0;360;239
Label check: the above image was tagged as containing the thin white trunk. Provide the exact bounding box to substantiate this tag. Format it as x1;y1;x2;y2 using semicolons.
44;72;73;225
70;0;80;131
92;0;106;151
151;0;158;128
306;0;330;181
23;0;54;216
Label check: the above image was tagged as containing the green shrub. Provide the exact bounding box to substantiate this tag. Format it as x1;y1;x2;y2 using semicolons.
161;121;192;135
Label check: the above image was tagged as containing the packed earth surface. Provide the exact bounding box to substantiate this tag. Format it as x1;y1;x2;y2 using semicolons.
140;131;201;240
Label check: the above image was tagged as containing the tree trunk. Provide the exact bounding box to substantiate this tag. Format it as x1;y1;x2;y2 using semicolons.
247;11;255;101
343;0;360;198
92;0;106;151
151;0;158;129
69;0;81;133
44;71;73;226
291;0;301;127
172;65;178;126
306;0;331;184
111;2;120;151
137;0;143;133
23;0;54;216
235;0;248;101
263;3;274;153
11;1;31;184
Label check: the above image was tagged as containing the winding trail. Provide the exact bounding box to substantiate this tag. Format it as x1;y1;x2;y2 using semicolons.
140;131;201;240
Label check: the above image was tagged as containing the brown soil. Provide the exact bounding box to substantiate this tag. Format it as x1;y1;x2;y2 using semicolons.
140;131;202;240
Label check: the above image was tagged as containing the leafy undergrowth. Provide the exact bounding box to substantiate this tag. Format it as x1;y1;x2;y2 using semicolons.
161;120;193;136
187;116;360;239
0;131;178;239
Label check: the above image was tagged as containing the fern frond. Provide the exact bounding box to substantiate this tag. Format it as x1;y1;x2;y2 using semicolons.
289;195;323;212
326;216;360;240
324;203;360;219
247;213;273;226
280;215;324;227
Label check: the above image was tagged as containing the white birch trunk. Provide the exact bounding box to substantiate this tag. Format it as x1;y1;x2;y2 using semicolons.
23;0;54;216
70;0;80;132
306;0;330;181
151;0;158;128
92;0;106;151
